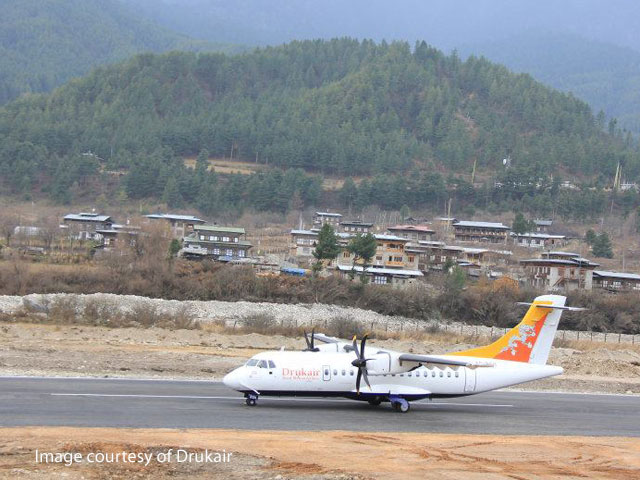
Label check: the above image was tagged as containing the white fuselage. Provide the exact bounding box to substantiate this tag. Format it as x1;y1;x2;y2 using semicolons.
223;350;563;400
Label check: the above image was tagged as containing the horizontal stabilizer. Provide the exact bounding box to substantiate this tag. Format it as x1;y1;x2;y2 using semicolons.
516;303;586;311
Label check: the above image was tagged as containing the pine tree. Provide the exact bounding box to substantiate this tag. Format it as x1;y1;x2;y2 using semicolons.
512;212;533;235
312;224;341;275
347;233;378;282
162;177;183;208
585;229;597;246
592;232;613;258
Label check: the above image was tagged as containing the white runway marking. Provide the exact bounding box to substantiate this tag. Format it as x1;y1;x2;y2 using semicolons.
50;393;512;407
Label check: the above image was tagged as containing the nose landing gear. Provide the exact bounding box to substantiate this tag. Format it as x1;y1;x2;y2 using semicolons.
245;393;259;406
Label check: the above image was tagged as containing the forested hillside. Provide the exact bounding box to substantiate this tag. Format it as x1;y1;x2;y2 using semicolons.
1;39;638;216
0;0;240;105
462;32;640;135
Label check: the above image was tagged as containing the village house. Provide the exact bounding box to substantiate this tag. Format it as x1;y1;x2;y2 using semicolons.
336;265;423;286
534;219;553;233
512;232;566;248
290;229;321;258
145;213;205;238
386;224;435;242
313;211;342;228
411;241;461;271
95;223;141;249
182;225;252;260
339;220;374;234
592;270;640;292
290;228;421;285
452;220;510;244
520;252;599;291
337;234;419;271
62;212;114;240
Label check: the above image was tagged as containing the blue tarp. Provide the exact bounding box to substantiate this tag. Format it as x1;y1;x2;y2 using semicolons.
280;267;307;276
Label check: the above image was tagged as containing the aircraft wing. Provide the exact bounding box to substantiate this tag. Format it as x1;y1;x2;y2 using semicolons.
398;353;474;367
313;333;342;344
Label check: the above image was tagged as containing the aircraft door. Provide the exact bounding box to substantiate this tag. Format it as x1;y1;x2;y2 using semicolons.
322;365;331;381
464;368;476;393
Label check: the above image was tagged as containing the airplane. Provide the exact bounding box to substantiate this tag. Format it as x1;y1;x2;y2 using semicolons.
223;295;581;412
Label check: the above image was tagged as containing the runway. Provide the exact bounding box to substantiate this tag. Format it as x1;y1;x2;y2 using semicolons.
0;377;638;436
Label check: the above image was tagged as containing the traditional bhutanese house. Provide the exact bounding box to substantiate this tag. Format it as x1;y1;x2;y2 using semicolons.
386;224;435;242
95;223;141;248
63;213;114;240
145;213;205;238
313;211;342;228
290;229;320;257
512;232;566;248
520;252;599;291
592;270;640;292
336;265;423;287
339;220;374;234
182;225;252;260
453;220;510;244
534;219;553;233
436;217;457;227
337;234;419;271
413;241;462;271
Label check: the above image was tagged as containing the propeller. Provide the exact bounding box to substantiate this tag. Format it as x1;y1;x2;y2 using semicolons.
351;334;372;394
303;328;319;352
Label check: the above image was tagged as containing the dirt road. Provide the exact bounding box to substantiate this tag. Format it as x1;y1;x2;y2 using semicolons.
1;428;639;479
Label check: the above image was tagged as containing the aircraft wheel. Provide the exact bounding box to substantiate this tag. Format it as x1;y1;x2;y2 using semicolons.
245;398;257;407
392;401;410;413
368;398;382;406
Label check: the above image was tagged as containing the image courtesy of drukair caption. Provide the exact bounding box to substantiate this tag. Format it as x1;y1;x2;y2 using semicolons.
35;449;233;467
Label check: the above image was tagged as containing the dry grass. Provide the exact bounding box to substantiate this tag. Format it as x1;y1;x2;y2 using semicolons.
8;298;200;331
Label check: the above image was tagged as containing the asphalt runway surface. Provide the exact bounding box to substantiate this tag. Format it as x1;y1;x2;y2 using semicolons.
0;377;638;436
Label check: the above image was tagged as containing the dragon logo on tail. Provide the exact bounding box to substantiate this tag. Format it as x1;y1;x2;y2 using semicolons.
500;324;536;356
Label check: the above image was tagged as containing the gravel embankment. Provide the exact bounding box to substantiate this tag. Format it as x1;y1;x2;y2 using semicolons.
1;293;638;344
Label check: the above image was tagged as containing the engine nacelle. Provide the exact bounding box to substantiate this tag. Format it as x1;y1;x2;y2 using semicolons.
366;351;416;375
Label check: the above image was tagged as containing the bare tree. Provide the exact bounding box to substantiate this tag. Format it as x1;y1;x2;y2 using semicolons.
38;215;61;252
0;213;19;248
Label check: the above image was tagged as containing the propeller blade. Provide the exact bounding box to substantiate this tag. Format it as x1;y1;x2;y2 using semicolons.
303;331;311;349
360;334;368;359
352;335;360;359
310;328;315;350
356;368;362;395
362;368;371;390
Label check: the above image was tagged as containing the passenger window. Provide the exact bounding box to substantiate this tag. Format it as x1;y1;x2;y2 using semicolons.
342;369;346;376
268;360;276;369
257;360;268;368
439;371;443;378
333;369;338;376
399;374;404;377
350;370;354;376
324;368;330;376
423;371;427;377
431;371;436;377
455;372;459;378
246;359;258;367
408;372;412;377
447;371;451;378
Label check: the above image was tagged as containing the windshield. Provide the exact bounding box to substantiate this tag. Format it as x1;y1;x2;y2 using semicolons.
246;359;259;367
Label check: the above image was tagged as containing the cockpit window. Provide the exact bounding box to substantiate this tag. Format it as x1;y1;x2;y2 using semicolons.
246;359;259;367
257;360;268;368
268;360;276;369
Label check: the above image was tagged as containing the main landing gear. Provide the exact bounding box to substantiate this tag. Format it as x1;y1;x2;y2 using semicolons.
245;393;259;406
389;396;410;413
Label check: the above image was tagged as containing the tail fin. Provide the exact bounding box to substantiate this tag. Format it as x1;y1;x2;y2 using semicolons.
450;295;567;365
